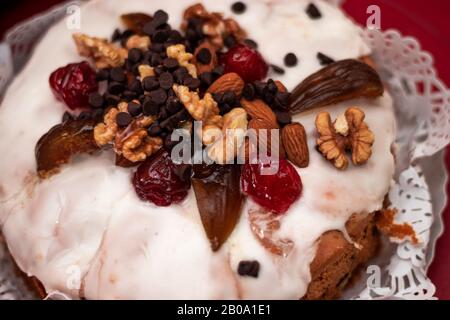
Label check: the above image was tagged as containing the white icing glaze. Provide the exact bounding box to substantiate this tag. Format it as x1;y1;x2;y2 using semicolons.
0;0;394;299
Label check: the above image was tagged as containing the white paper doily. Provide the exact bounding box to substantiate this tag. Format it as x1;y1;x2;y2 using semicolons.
0;1;448;300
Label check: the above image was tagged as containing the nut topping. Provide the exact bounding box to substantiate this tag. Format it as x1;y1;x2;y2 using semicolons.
207;72;245;97
315;107;374;170
282;123;309;168
166;44;197;78
289;59;384;114
73;33;127;68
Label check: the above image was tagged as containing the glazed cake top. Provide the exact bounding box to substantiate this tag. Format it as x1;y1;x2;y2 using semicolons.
0;0;395;299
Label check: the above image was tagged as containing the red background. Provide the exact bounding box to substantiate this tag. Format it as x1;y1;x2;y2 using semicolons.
0;0;449;299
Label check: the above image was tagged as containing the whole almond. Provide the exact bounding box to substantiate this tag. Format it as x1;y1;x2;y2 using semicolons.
282;123;309;168
194;41;218;74
207;72;244;96
240;99;278;128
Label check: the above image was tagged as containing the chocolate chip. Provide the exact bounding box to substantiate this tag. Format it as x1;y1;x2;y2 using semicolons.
284;53;298;67
108;81;125;95
127;101;142;117
237;260;260;277
271;64;285;74
231;1;247;14
196;48;212;65
173;67;189;84
120;29;135;47
199;72;214;87
266;79;278;94
147;122;162;136
243;84;256;100
275;91;291;108
96;68;110;81
78;111;92;121
111;29;122;42
163;58;179;70
222;91;237;105
317;52;335;66
183;77;201;91
306;3;322;19
224;35;237;48
116;112;132;127
88;92;104;108
110;67;126;82
173;164;192;182
159;72;174;90
175;109;190;121
158;106;169;120
153;10;169;27
104;93;120;106
219;103;232;115
166;96;182;114
151;43;164;54
150;53;163;67
154;65;165;76
167;30;183;44
143;100;159;116
123;90;137;101
129;78;143;94
128;48;142;63
62;111;74;122
253;81;266;96
275;110;292;126
142;76;159;91
244;39;258;49
150;88;167;105
212;65;225;76
153;29;170;43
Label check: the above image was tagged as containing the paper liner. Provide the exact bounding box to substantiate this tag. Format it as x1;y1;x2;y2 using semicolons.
0;1;448;300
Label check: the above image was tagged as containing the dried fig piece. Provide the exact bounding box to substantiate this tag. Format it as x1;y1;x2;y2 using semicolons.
192;164;244;251
36;119;98;178
289;59;384;114
121;13;152;34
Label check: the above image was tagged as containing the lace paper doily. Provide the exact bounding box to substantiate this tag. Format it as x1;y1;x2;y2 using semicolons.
0;1;448;300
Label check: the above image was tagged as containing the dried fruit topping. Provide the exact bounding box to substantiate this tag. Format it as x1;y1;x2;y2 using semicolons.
133;149;191;206
49;61;98;110
289;59;384;114
248;208;294;257
315;107;374;170
121;13;152;34
221;44;268;82
192;164;244;251
281;123;309;168
36;119;98;178
241;159;302;214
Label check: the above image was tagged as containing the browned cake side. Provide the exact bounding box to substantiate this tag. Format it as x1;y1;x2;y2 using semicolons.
303;212;379;300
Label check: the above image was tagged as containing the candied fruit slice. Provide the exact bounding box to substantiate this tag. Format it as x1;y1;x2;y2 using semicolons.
35;119;98;178
289;59;384;114
241;159;302;214
192;164;244;251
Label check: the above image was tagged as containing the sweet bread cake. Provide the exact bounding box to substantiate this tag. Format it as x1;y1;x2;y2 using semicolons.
0;0;396;299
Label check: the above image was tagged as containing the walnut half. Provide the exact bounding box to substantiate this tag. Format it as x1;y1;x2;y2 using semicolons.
315;107;374;170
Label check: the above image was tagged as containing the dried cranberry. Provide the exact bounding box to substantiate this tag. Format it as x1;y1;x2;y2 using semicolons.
221;44;268;82
133;149;191;206
241;159;302;214
49;61;98;110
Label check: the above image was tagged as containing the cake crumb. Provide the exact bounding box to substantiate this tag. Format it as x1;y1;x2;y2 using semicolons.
376;209;418;244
